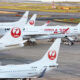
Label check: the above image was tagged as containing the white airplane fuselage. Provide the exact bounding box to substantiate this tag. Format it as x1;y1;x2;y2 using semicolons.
23;25;80;39
0;64;42;78
0;58;56;78
0;25;79;40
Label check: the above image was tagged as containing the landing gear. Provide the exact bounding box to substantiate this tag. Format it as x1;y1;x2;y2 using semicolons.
68;41;74;46
64;36;74;46
63;41;74;46
48;39;54;42
29;78;31;80
25;40;37;46
23;78;27;80
22;78;31;80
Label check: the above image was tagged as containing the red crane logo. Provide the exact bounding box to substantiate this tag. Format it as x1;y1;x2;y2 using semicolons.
29;20;34;25
11;27;21;38
48;50;56;60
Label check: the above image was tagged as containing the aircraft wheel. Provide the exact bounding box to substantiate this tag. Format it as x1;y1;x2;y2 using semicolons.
29;78;31;80
23;78;27;80
69;42;74;46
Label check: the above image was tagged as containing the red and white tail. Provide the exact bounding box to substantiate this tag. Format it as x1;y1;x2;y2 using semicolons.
0;27;26;47
32;38;61;67
40;38;61;66
27;14;37;26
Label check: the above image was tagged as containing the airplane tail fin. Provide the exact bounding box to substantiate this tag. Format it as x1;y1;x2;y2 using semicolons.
16;11;29;24
27;14;37;26
40;38;61;66
42;21;50;26
30;38;61;78
0;27;26;47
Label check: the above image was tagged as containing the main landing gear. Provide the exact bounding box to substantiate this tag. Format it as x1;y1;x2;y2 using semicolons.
25;40;37;46
23;78;31;80
64;36;74;46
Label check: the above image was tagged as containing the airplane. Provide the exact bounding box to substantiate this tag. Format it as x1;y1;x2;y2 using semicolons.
22;23;80;44
0;12;37;36
0;27;26;50
0;38;61;79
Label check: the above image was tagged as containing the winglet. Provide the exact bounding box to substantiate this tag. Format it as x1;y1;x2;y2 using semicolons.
42;20;50;26
47;20;50;24
63;28;69;34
